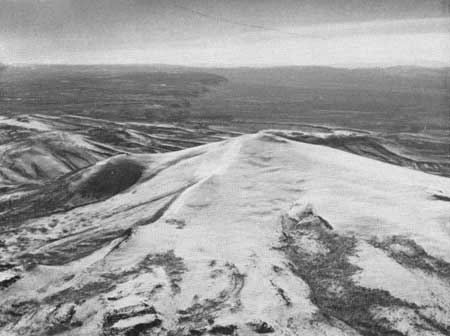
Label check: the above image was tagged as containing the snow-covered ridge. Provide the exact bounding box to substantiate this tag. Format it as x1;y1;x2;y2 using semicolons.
1;132;449;335
0;115;239;188
1;114;447;194
267;129;450;178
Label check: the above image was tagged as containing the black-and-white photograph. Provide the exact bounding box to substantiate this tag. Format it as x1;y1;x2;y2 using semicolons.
0;1;449;335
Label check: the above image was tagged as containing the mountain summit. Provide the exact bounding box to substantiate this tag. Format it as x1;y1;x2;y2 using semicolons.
1;131;449;336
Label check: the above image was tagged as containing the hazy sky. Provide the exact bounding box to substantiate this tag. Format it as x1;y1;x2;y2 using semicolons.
0;0;449;66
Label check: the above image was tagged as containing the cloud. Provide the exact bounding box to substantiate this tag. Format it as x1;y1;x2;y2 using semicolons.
0;0;448;66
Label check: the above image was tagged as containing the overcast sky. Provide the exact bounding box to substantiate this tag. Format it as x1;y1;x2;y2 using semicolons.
0;0;449;66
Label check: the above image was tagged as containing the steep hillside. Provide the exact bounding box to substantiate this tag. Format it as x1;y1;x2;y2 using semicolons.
0;115;236;189
1;132;449;336
0;116;117;188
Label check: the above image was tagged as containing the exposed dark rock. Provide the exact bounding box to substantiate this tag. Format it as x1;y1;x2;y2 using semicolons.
166;218;187;229
189;328;207;335
270;281;291;306
209;324;237;335
247;320;275;333
139;250;187;294
0;273;20;289
103;305;158;329
103;304;161;336
124;319;162;336
0;300;40;329
432;193;450;202
368;236;450;282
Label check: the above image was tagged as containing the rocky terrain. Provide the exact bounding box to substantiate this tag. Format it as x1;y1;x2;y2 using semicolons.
0;119;449;335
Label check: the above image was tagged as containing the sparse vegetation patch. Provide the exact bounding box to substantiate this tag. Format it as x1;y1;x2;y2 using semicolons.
278;207;447;336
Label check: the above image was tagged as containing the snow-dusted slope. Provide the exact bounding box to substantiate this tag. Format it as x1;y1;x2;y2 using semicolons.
1;132;449;336
0;115;237;188
0;116;117;187
0;131;116;186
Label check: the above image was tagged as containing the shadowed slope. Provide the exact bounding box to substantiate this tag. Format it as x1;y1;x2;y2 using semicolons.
0;156;145;227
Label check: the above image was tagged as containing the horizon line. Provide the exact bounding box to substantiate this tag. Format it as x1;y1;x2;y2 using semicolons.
4;62;450;70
